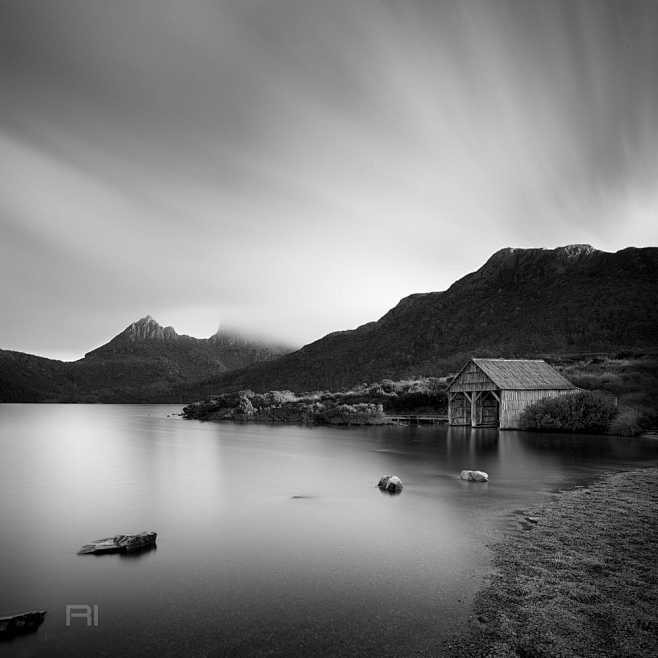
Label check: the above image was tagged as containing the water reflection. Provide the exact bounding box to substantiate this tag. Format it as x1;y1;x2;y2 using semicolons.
445;427;499;459
118;545;158;561
0;404;656;657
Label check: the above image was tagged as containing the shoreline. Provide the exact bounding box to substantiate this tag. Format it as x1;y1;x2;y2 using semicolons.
443;466;658;656
182;412;657;437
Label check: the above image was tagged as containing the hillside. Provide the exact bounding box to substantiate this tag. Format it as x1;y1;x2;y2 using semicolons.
0;316;291;402
0;351;73;402
3;245;656;403
182;245;658;396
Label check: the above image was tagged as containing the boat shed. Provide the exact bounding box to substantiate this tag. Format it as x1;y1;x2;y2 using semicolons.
447;358;578;430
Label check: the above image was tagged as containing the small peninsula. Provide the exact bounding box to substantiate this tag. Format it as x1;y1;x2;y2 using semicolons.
182;378;447;425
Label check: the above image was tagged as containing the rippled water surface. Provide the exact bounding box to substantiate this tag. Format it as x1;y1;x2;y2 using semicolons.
1;404;657;657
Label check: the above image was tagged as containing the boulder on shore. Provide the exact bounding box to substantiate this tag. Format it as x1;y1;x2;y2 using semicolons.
459;470;489;482
377;475;403;494
77;531;157;555
0;610;46;636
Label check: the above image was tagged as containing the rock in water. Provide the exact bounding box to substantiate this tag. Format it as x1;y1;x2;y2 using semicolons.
77;531;157;555
377;475;403;494
459;470;489;482
0;610;46;637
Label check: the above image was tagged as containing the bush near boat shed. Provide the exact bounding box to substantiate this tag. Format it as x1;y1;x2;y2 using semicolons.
607;407;653;437
552;353;658;435
519;391;617;433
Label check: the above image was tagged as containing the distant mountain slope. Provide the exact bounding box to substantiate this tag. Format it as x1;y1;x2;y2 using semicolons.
184;245;658;395
0;316;292;402
0;351;73;402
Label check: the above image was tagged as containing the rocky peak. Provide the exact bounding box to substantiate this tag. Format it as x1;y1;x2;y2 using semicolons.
82;315;292;363
442;244;606;294
122;316;178;342
209;327;293;357
554;244;596;259
492;244;597;262
209;328;250;347
479;244;599;276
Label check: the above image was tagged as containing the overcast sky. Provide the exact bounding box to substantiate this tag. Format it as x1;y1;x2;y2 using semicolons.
1;0;657;360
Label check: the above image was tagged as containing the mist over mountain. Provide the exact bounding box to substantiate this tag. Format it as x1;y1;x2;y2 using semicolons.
0;317;291;402
181;245;658;396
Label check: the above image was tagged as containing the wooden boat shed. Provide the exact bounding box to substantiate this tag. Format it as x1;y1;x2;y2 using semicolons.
447;358;578;429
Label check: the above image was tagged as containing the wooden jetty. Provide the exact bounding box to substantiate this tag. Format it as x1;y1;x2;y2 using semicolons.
387;414;448;425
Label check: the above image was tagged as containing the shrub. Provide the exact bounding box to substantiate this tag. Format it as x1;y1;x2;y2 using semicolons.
608;408;644;437
520;392;617;433
608;406;656;437
262;390;297;405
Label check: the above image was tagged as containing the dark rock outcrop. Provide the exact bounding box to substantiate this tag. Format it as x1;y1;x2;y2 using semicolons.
77;531;157;555
0;610;46;637
459;470;489;482
377;475;403;494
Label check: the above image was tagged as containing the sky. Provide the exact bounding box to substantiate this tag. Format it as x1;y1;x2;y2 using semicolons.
1;0;657;360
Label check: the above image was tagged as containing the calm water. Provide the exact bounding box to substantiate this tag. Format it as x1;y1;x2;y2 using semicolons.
1;404;657;657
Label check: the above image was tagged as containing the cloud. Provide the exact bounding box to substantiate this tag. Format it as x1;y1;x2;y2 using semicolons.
0;0;657;358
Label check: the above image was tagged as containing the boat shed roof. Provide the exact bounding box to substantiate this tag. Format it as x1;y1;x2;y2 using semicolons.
451;358;577;391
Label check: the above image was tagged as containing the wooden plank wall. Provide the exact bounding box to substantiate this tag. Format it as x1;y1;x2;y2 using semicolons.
449;362;497;392
449;390;500;426
449;392;471;425
500;389;577;429
479;391;499;426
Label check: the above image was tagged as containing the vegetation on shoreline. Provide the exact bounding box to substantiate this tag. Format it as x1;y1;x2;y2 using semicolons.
182;378;448;424
449;468;658;657
551;353;658;435
520;391;617;433
183;353;657;435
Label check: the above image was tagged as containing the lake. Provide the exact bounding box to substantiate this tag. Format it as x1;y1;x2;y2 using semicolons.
1;404;657;657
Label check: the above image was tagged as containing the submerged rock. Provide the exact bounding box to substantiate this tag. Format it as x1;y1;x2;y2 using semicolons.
459;470;489;482
0;610;46;637
77;531;157;555
377;475;403;494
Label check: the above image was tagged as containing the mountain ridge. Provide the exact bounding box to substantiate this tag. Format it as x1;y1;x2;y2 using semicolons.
0;317;292;402
85;315;287;358
1;244;656;402
177;244;658;396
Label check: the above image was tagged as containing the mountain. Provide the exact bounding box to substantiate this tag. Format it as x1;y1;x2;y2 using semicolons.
84;315;288;375
3;245;656;403
0;316;292;402
181;245;658;395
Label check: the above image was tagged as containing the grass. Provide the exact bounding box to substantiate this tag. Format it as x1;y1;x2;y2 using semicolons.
446;468;658;657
